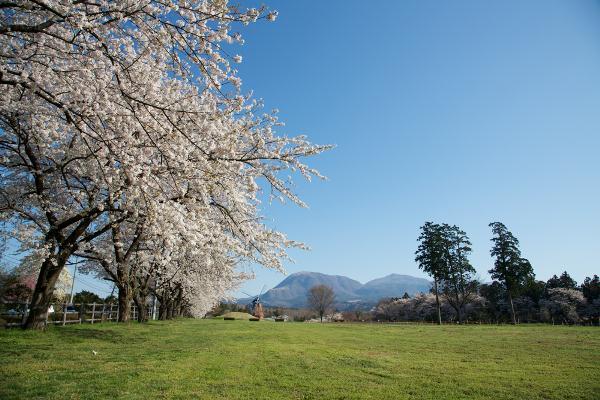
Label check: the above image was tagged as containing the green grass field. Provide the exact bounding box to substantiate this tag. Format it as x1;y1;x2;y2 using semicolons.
1;320;599;399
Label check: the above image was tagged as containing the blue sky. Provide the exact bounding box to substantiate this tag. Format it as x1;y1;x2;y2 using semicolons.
27;1;600;298
229;0;600;296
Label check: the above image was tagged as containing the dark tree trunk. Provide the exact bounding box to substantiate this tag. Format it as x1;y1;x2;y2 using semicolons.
171;299;178;318
137;301;148;323
132;277;150;323
175;286;184;317
133;294;148;323
159;300;168;320
434;279;442;325
23;259;63;330
155;289;168;320
455;292;463;324
118;284;132;322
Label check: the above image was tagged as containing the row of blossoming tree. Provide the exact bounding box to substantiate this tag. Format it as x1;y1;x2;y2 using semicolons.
0;1;330;329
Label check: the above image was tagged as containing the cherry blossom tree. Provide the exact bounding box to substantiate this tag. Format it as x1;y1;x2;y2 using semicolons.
541;288;586;324
1;1;330;329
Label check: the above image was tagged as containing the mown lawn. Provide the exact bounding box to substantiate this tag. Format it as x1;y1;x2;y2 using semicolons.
0;320;598;399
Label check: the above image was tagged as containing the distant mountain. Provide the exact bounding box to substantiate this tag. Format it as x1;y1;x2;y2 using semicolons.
357;274;432;302
259;271;363;308
240;271;431;309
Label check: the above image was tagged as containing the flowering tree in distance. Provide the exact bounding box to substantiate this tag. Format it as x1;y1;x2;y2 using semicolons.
0;1;330;329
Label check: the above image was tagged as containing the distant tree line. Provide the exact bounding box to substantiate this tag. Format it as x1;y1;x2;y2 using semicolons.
374;272;599;325
400;221;599;325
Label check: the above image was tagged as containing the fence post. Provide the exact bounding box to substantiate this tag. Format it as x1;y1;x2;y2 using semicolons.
78;303;83;324
151;295;157;321
91;303;96;324
62;302;67;326
20;302;28;326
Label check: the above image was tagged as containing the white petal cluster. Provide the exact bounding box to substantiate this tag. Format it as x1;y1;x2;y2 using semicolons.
0;1;331;319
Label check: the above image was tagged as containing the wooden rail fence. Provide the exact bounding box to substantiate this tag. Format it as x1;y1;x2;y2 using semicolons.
1;302;153;328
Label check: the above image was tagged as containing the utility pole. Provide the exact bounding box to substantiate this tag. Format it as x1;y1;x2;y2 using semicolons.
69;263;78;304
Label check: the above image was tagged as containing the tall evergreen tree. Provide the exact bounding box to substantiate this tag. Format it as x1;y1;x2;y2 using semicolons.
546;271;577;290
72;290;103;305
581;275;600;303
488;222;534;324
415;222;447;325
440;224;478;324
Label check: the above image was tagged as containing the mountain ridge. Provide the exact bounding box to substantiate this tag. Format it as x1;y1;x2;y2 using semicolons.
239;271;432;309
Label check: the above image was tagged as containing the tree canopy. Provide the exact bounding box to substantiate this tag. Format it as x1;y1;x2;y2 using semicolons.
0;1;329;329
488;222;534;324
307;284;335;322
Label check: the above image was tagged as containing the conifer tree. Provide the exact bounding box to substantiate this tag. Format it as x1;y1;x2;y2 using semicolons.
488;222;534;324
